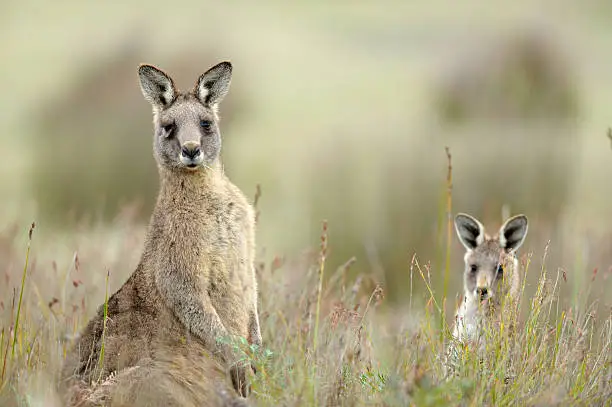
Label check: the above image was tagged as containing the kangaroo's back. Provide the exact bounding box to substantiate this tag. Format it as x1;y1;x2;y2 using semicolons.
61;265;173;388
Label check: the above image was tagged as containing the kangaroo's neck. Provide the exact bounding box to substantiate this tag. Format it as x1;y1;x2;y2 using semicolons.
139;162;224;267
156;162;223;206
145;162;224;236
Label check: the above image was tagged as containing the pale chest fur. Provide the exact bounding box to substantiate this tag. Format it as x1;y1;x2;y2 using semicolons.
147;175;256;335
182;198;248;271
453;297;487;345
452;295;506;353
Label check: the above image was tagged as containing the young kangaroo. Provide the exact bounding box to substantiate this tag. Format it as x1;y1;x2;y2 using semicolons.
446;213;528;372
61;61;262;402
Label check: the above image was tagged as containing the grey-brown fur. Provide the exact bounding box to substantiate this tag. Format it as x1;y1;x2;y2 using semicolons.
66;343;249;407
61;61;262;404
446;213;528;374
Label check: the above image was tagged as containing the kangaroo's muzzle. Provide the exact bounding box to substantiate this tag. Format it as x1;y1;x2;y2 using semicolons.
180;141;204;168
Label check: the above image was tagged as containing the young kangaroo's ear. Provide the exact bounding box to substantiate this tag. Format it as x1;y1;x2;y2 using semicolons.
138;64;176;109
499;215;528;252
195;61;232;107
455;213;485;250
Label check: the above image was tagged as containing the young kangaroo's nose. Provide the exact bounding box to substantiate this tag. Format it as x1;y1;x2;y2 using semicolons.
476;287;488;300
181;142;201;159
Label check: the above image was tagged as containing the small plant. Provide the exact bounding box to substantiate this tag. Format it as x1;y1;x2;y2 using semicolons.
358;367;388;393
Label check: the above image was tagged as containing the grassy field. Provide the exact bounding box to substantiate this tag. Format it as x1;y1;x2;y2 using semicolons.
0;166;610;406
1;0;612;405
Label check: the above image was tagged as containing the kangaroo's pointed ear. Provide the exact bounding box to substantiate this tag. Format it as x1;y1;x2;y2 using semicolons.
499;215;528;252
138;64;176;109
455;213;485;250
194;61;232;107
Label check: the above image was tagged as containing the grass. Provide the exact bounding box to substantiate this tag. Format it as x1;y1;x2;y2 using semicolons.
10;223;34;360
0;156;610;407
97;270;110;383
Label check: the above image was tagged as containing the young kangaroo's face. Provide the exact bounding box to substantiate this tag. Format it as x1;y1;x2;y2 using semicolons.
455;213;528;307
138;62;232;171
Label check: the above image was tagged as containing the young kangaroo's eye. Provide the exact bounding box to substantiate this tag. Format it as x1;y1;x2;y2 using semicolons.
200;120;212;130
162;123;175;138
497;264;504;276
470;264;478;273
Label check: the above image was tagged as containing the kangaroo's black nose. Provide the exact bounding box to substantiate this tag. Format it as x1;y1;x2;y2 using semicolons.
476;287;488;300
181;145;201;159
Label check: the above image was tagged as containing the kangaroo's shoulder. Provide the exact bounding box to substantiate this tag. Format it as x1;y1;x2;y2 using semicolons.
212;175;255;223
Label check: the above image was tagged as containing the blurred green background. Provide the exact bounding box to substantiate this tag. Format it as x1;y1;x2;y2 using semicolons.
2;0;611;303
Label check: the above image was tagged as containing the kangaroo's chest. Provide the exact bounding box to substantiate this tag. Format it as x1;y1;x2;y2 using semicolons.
192;196;253;293
453;299;497;344
200;202;245;250
160;193;249;273
195;197;252;334
196;196;248;262
454;302;479;342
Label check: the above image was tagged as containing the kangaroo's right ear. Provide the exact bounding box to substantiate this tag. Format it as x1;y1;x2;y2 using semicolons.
454;213;485;251
138;64;177;109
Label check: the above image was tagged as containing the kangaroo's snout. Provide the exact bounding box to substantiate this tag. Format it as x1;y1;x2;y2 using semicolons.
181;142;201;159
476;274;490;301
476;286;489;301
179;141;203;168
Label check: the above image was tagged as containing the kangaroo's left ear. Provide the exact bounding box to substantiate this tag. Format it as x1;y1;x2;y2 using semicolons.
194;61;232;107
499;215;528;252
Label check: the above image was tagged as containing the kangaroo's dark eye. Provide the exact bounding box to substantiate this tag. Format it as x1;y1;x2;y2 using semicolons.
200;120;212;130
497;264;504;275
470;264;478;273
161;122;175;138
